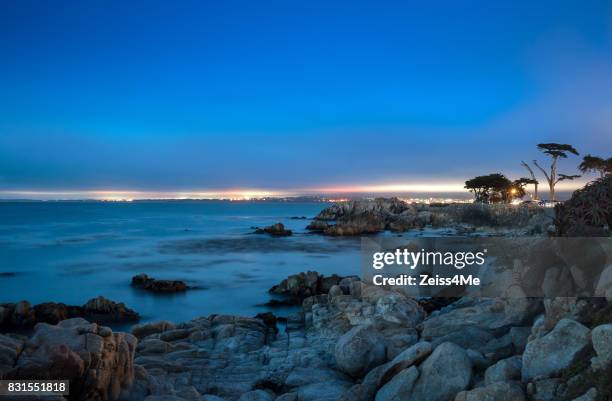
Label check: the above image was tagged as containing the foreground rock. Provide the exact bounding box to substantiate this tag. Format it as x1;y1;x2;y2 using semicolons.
3;268;608;401
1;318;136;401
589;323;612;370
117;274;429;400
455;382;525;401
253;223;292;236
522;318;590;381
409;342;472;401
484;356;522;385
374;366;418;401
335;325;386;377
420;297;540;352
0;297;139;331
132;274;188;293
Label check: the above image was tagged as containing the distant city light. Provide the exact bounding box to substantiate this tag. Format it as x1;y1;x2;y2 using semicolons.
0;179;587;201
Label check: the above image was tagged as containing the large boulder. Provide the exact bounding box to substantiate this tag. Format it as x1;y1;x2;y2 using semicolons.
374;294;424;327
526;378;561;401
484;356;522;385
237;390;275;401
591;324;612;369
454;382;525;401
334;325;386;377
409;342;472;401
296;380;352;401
420;298;539;345
132;321;176;339
536;297;589;336
0;334;24;375
378;342;432;387
571;388;598;401
275;394;297;401
595;265;612;301
522;318;590;381
342;341;431;401
202;396;228;401
284;367;350;388
4;318;136;401
374;366;419;401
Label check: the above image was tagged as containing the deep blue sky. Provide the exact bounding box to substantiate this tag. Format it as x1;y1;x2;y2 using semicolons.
1;0;611;196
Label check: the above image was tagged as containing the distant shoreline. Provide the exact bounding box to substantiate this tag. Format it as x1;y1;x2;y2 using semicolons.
0;191;577;203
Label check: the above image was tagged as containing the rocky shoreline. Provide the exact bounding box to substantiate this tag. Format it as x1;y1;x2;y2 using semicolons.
1;269;611;401
0;296;140;331
1;181;610;401
2;234;612;401
306;198;553;236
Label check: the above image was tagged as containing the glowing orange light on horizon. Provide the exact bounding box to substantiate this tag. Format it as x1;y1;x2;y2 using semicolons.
0;179;590;200
311;182;466;193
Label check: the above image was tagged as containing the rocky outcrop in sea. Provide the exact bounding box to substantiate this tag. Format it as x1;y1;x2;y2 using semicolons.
131;274;189;293
306;198;552;236
253;223;293;237
0;296;139;330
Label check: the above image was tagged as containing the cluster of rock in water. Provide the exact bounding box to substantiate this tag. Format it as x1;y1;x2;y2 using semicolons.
0;296;139;330
131;274;190;293
305;197;555;236
253;223;293;237
1;184;611;401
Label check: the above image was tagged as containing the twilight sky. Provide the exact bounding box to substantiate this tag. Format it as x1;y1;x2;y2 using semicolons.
1;0;611;198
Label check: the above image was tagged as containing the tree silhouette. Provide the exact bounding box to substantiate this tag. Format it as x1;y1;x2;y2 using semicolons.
532;143;580;201
465;173;513;203
579;154;612;178
512;177;537;200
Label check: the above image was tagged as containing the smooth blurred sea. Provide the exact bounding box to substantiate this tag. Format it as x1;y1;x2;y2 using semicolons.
0;201;364;328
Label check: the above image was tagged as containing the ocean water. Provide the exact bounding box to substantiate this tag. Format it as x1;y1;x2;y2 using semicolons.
0;201;364;328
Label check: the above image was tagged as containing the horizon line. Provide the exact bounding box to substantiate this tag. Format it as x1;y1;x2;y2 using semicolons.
0;180;587;201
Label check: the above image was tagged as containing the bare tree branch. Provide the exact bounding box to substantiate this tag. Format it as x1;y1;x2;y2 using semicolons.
521;161;539;199
533;160;551;183
556;174;581;184
521;161;537;180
